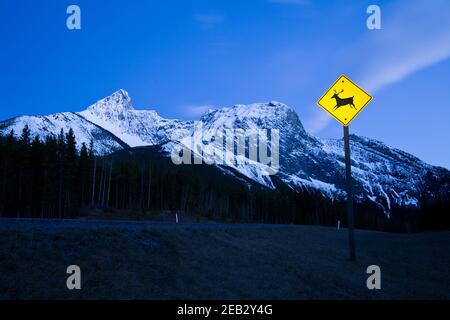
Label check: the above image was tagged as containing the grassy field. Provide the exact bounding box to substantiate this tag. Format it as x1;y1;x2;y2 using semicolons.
0;219;449;299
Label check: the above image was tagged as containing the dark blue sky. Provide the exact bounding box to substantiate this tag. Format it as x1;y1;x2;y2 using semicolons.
0;0;449;168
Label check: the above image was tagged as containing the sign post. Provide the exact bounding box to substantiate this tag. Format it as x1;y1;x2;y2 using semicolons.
317;75;372;261
343;125;355;261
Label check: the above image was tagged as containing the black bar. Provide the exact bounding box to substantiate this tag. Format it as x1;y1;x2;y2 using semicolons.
343;125;356;261
0;300;444;318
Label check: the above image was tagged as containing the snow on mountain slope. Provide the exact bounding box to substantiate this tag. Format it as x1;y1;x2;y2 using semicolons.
0;112;128;155
191;101;331;191
1;89;448;214
191;101;309;189
321;136;450;210
173;101;450;213
78;89;192;147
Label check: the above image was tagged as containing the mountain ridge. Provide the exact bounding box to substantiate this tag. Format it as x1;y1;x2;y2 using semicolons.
1;89;449;215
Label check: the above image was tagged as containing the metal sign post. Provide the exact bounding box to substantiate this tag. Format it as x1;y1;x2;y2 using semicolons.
317;75;373;262
343;125;355;261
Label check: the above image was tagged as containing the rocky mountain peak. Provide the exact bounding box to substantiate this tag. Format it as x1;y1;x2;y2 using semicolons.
85;89;134;115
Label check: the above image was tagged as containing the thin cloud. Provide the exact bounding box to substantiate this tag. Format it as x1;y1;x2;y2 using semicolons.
303;109;333;135
359;1;450;94
182;104;215;118
308;0;450;134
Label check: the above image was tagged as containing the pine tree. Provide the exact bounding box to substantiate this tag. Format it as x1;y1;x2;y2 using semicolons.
65;128;77;162
17;125;32;216
30;136;43;217
57;129;65;218
65;128;77;216
79;142;89;206
20;125;31;145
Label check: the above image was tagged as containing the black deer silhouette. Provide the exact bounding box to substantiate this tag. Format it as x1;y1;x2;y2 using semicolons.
331;89;356;111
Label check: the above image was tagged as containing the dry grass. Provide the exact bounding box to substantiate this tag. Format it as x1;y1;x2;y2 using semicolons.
0;220;449;299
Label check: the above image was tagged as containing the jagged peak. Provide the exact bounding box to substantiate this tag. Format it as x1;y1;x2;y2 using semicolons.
204;101;295;119
85;89;134;113
231;101;292;111
198;100;305;133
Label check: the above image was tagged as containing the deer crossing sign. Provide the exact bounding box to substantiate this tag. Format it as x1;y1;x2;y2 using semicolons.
317;75;372;126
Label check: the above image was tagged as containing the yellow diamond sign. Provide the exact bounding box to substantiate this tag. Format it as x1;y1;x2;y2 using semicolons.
317;75;372;126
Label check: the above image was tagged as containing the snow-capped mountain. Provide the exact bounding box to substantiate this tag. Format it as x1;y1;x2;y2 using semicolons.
171;101;449;213
1;89;448;214
78;89;192;147
0;112;128;155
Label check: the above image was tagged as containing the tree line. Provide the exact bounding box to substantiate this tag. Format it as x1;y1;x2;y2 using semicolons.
0;125;448;232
